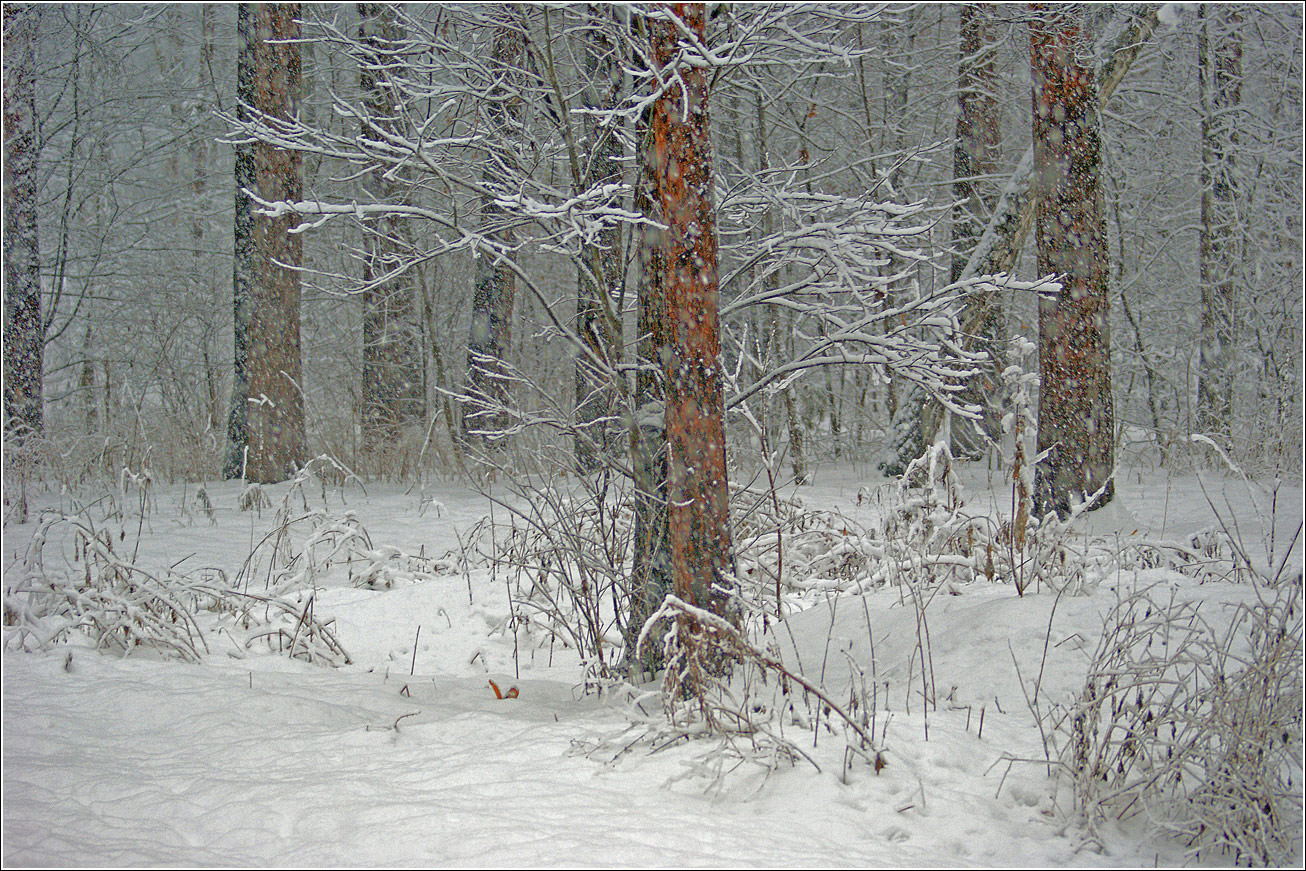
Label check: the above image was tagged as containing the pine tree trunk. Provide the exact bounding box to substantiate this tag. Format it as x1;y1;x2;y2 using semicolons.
244;2;305;484
3;4;44;445
1196;6;1242;446
627;95;672;678
359;3;424;457
648;3;736;680
1030;5;1115;518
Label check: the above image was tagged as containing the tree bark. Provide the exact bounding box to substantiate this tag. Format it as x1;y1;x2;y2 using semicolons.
960;6;1162;285
1196;5;1242;445
754;87;809;485
1029;4;1115;518
463;12;523;451
648;3;737;679
949;4;1004;457
224;4;257;479
876;6;934;474
359;3;424;456
243;2;305;484
627;90;672;678
3;4;44;445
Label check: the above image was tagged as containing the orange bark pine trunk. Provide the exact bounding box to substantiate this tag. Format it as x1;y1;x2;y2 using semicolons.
1029;5;1115;518
647;4;737;672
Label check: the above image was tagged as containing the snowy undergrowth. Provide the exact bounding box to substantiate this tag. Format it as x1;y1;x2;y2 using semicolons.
591;452;1304;865
1056;578;1302;865
3;460;1302;866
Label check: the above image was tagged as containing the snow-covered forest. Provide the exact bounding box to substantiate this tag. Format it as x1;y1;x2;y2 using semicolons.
3;3;1302;866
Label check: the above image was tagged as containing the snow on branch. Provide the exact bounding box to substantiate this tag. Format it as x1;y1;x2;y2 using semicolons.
714;168;1059;416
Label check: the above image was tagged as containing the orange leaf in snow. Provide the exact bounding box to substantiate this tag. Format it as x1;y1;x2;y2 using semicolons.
488;679;519;700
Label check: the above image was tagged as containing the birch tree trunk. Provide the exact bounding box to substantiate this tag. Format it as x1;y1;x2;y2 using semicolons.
1030;4;1115;518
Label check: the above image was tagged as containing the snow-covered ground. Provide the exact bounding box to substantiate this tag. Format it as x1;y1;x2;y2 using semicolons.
3;461;1301;867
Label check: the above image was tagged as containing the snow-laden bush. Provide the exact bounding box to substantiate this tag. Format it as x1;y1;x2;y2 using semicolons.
3;508;353;667
612;592;885;793
237;508;373;594
764;438;1075;597
485;469;909;682
483;466;633;681
4;512;207;661
732;484;878;606
1057;580;1303;865
203;585;351;666
619;439;1297;799
234;458;451;596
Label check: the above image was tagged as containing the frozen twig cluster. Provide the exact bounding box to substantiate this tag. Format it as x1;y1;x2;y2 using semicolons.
2;509;352;666
629;592;885;792
490;467;632;679
233;459;450;598
1054;581;1303;865
5;512;207;662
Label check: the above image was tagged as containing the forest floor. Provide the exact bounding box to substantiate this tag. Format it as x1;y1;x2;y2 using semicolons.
2;458;1301;867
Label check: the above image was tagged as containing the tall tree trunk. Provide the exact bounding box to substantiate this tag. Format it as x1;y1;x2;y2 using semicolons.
359;3;424;456
949;4;1004;458
1030;5;1115;518
961;6;1161;285
463;12;523;451
3;4;44;445
196;4;219;437
627;91;671;679
648;2;736;685
574;4;624;472
1196;5;1242;446
224;4;257;479
243;2;305;484
80;325;96;435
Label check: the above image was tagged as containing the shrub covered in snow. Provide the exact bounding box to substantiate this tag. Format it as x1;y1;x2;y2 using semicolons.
4;507;353;667
1056;579;1303;865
